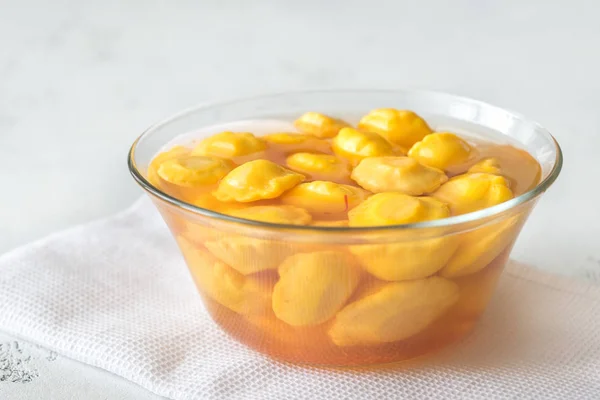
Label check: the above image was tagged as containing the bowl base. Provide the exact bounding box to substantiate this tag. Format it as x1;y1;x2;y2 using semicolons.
210;302;480;367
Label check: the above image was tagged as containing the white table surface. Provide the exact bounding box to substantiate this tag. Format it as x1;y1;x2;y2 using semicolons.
1;0;599;398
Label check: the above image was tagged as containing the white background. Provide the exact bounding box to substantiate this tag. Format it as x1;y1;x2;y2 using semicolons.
1;0;599;398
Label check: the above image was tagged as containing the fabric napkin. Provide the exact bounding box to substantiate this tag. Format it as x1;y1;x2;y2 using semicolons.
0;197;599;400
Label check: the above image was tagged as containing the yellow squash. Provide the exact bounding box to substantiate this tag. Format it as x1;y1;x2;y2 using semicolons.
272;251;361;326
328;277;459;346
214;159;305;202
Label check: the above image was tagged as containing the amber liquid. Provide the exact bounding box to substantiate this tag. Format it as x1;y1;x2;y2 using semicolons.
203;247;510;366
152;130;540;366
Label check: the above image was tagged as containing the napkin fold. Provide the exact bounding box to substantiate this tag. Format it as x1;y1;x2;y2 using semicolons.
0;197;599;400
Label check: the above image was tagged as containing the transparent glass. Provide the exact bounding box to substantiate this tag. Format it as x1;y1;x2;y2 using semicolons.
128;90;562;366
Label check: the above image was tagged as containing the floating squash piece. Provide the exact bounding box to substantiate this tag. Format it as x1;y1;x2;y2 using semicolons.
332;127;395;165
192;131;266;159
214;160;304;202
348;193;449;227
433;172;514;215
294;112;348;138
351;156;447;195
281;181;369;214
408;132;474;171
286;152;350;181
358;108;432;149
157;155;233;187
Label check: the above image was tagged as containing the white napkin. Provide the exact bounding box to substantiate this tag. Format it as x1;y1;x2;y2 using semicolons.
0;197;599;400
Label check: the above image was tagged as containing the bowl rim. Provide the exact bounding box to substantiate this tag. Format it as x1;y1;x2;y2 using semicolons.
127;88;563;232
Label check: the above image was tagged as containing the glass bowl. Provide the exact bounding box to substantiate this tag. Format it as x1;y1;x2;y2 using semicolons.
128;89;562;366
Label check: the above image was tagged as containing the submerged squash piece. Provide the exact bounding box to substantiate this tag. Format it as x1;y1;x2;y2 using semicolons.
294;112;348;138
441;215;521;278
351;156;447;195
433;172;514;215
349;192;455;281
213;160;305;202
205;236;301;275
468;158;502;175
179;219;221;244
329;277;459;346
272;251;361;326
228;205;312;225
263;133;330;154
311;219;349;227
177;237;271;315
192;131;266;158
281;181;370;214
157;155;234;187
332;127;395;164
358;108;432;149
348;193;450;227
408;132;474;171
187;192;250;215
205;205;310;274
351;235;458;281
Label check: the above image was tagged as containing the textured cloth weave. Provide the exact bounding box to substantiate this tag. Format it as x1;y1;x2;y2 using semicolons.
0;198;599;399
